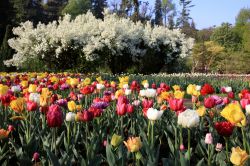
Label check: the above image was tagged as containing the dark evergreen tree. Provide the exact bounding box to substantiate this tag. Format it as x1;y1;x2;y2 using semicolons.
176;0;194;27
43;0;67;22
91;0;107;19
154;0;163;25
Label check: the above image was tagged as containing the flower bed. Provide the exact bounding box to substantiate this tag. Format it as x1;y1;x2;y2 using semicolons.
0;72;249;165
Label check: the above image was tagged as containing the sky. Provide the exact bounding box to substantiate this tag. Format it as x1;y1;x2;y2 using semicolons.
148;0;250;29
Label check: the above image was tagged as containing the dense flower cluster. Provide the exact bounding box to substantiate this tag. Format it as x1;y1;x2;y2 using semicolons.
5;10;193;68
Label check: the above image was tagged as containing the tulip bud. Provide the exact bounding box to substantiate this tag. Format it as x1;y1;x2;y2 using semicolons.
8;125;14;132
180;144;185;151
127;104;134;114
33;152;39;161
151;83;156;89
215;143;223;152
111;134;123;147
205;133;213;144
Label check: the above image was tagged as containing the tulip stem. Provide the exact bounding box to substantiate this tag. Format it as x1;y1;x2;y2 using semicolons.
147;120;150;143
241;127;246;151
188;129;191;163
208;144;211;166
224;137;229;163
151;121;154;148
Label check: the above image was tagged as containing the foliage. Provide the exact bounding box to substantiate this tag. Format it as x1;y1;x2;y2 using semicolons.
62;0;91;18
5;10;194;73
154;0;163;25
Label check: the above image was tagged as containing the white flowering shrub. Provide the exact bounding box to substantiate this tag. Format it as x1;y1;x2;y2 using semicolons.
5;10;194;73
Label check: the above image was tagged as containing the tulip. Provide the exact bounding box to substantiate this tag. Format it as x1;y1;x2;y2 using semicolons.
132;100;141;107
225;87;232;93
223;97;230;105
151;83;156;89
214;121;234;137
124;137;142;152
27;101;38;111
125;89;131;95
33;152;40;162
204;97;215;109
215;143;223;152
67;101;77;112
180;144;185;151
8;125;14;132
28;84;37;93
0;85;9;96
196;106;206;117
205;133;213;144
178;109;200;128
228;92;235;99
127;104;134;114
111;134;123;147
240;99;249;109
146;108;163;121
0;129;10;139
11;85;21;93
76;111;93;122
29;93;40;105
200;84;214;96
46;104;63;127
65;112;76;122
230;147;249;166
10;98;25;113
169;98;184;111
246;104;250;116
221;102;246;127
145;89;156;98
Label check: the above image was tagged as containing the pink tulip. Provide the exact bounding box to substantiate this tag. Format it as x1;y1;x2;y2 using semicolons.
168;98;184;111
27;101;38;111
33;152;40;161
223;97;230;105
240;99;250;109
127;104;134;114
46;104;63;128
205;133;213;144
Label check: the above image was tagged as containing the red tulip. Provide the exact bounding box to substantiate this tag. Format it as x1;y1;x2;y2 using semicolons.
89;107;102;117
46;104;63;128
204;97;215;109
151;83;157;89
130;81;138;91
33;152;39;161
116;103;127;116
227;92;234;99
80;86;92;95
82;110;94;121
127;104;134;114
201;84;214;96
27;101;38;111
223;97;230;105
214;121;234;137
240;99;249;109
168;98;184;111
142;99;153;109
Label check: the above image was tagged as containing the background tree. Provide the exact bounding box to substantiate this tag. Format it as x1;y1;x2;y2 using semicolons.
43;0;67;22
91;0;107;19
161;0;175;27
62;0;91;18
176;0;194;27
154;0;163;25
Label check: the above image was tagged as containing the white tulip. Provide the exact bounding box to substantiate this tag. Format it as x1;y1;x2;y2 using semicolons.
125;89;131;95
225;87;232;93
146;108;163;121
96;84;105;90
178;109;200;128
143;82;149;89
196;85;201;91
66;112;76;122
11;85;21;93
29;93;40;105
139;90;146;97
145;89;156;98
246;104;250;116
123;84;129;89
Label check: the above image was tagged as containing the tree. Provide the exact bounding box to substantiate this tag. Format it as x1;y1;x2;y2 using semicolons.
91;0;107;19
176;0;194;27
192;41;224;73
62;0;91;18
236;7;250;26
43;0;67;22
161;0;175;27
154;0;163;25
211;23;242;51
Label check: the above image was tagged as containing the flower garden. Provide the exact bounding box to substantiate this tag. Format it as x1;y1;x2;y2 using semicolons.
0;72;249;165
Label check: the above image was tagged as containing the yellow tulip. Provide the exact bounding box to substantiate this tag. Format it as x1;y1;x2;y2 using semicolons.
40;94;49;107
10;98;25;113
115;89;124;99
0;84;9;95
174;90;185;99
221;102;246;127
83;78;91;85
76;105;82;111
230;147;249;166
187;84;196;95
20;81;28;88
28;84;37;93
141;80;148;86
196;106;206;117
123;137;142;152
50;76;59;83
96;76;102;83
111;134;123;147
70;78;79;87
172;85;181;91
68;101;77;112
160;91;172;100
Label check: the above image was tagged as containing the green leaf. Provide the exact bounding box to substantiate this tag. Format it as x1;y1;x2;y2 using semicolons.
106;141;116;165
46;148;60;166
196;158;205;166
